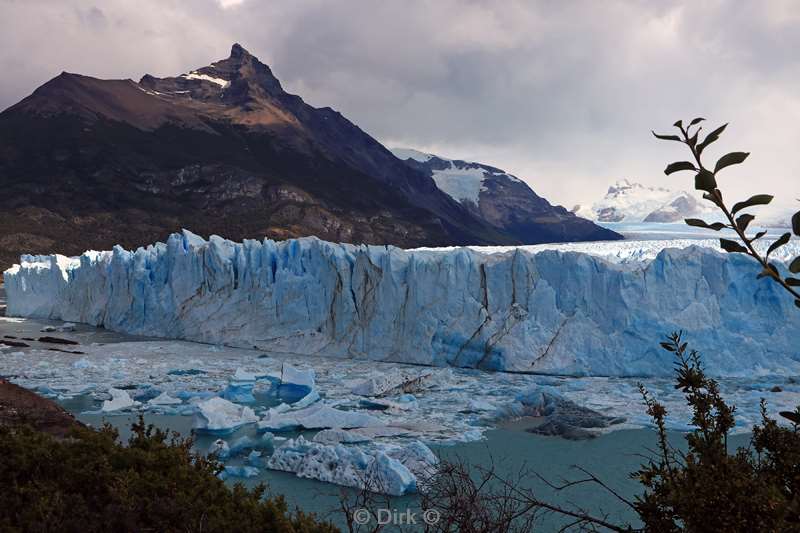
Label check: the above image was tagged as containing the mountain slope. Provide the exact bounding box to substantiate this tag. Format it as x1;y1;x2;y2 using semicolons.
392;149;621;243
571;179;714;223
0;44;516;270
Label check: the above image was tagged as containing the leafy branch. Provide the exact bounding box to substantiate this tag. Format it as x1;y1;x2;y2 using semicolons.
653;119;800;308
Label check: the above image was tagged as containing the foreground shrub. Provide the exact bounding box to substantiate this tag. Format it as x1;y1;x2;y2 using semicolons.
0;418;337;533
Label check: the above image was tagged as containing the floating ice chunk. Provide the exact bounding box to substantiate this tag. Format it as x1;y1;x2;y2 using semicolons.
258;403;384;432
281;363;315;389
388;441;438;481
193;397;258;433
466;399;496;412
349;426;413;439
209;439;231;459
149;392;182;405
351;369;435;397
370;453;417;496
227;435;269;456
247;450;263;467
291;389;320;408
313;429;373;444
221;381;255;403
134;387;163;403
175;390;214;401
58;322;77;332
168;368;206;376
359;394;418;411
220;465;259;479
233;367;258;381
101;388;137;412
73;358;93;369
267;437;435;496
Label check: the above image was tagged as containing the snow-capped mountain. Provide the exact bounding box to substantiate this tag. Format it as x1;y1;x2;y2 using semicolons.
392;149;620;243
571;179;714;223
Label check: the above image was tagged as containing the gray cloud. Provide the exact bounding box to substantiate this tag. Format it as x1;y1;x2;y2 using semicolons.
2;0;799;211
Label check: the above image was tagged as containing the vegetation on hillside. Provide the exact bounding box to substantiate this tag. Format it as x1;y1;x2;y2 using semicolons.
0;418;337;533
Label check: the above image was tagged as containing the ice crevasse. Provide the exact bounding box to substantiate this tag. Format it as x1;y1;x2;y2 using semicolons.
5;230;799;377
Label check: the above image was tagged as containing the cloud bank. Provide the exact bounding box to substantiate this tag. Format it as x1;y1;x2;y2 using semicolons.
2;0;799;210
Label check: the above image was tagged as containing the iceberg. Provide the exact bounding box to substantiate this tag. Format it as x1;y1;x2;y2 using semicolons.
221;381;256;403
209;438;231;459
101;388;137;412
313;428;373;444
281;363;315;389
258;403;384;432
5;231;800;377
220;465;260;479
192;397;258;433
351;369;436;397
148;391;182;405
266;436;437;495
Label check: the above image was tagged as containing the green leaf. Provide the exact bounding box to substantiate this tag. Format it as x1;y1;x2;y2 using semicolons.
673;120;683;129
697;123;728;154
720;238;747;253
731;194;773;215
786;277;800;287
796;300;800;309
689;117;705;126
736;214;755;232
694;170;717;193
685;218;726;231
652;131;682;142
701;192;721;206
714;152;750;173
790;256;800;274
793;210;800;236
752;230;767;241
767;232;791;258
664;161;697;175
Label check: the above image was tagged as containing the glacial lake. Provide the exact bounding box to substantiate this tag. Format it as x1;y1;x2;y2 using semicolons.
70;408;751;530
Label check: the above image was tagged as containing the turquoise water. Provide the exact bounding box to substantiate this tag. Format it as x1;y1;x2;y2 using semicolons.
71;407;752;531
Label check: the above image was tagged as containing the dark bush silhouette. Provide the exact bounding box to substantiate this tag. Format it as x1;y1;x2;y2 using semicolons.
634;333;800;531
0;418;337;533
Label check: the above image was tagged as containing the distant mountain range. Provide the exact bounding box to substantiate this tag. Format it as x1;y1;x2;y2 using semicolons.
0;44;619;271
571;179;714;223
392;149;619;243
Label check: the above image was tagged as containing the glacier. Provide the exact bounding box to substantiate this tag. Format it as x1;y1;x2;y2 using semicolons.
5;230;800;377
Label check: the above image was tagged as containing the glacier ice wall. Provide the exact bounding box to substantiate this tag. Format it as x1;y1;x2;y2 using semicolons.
5;231;799;377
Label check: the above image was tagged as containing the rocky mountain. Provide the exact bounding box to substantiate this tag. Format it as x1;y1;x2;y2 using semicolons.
571;179;714;223
0;44;619;271
392;149;620;243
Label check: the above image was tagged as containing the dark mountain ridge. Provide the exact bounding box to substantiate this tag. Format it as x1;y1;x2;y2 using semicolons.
0;44;618;271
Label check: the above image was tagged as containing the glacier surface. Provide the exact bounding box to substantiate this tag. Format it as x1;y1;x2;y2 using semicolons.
5;230;800;377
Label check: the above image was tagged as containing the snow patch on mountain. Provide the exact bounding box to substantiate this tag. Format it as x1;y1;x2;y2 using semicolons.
181;71;230;88
390;148;433;162
391;148;523;206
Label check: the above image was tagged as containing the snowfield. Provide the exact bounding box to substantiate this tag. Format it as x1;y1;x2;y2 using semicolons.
5;231;800;377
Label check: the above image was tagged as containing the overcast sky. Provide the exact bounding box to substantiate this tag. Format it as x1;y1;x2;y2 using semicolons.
2;0;799;211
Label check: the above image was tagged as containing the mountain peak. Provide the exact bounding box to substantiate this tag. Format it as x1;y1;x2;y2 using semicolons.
229;42;252;59
211;43;283;95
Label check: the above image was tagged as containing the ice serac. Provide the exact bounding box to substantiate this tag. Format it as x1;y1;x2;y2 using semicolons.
5;230;800;377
